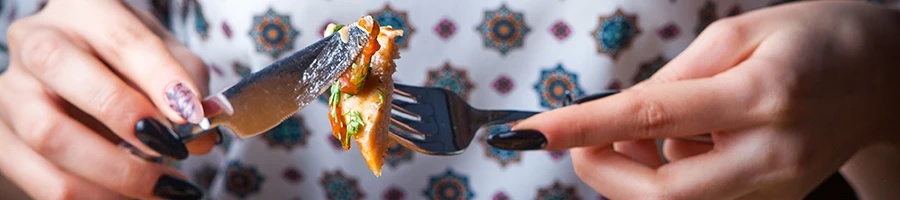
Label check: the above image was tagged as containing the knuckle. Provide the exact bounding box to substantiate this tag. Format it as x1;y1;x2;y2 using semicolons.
91;85;147;129
110;24;159;46
112;162;156;196
24;117;65;155
19;30;68;74
703;19;747;46
625;91;671;138
103;24;163;59
50;179;79;200
92;85;130;117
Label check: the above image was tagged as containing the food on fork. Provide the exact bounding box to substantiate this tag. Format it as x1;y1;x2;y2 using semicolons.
324;16;403;177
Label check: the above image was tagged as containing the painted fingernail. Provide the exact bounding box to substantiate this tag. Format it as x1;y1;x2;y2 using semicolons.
166;83;204;124
486;130;547;150
135;118;188;160
154;175;203;199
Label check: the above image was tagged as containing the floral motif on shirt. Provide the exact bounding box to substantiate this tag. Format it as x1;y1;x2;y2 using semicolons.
658;22;680;40
598;194;610;200
425;62;475;100
249;8;300;58
550;20;571;41
492;75;514;95
384;186;406;200
423;169;475;200
435;18;457;40
260;115;310;151
481;124;522;167
194;4;209;40
222;21;233;39
208;63;224;77
369;5;416;49
282;166;303;184
592;8;641;59
320;170;365;200
533;63;585;109
225;160;265;198
633;55;668;84
476;4;531;55
37;0;46;11
727;4;743;17
326;134;344;151
192;164;218;191
386;142;414;168
696;1;718;35
608;80;622;90
232;61;252;79
536;181;581;200
492;191;511;200
180;0;191;24
5;2;15;24
548;150;568;161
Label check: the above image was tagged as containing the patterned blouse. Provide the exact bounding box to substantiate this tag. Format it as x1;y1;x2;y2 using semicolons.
0;0;894;199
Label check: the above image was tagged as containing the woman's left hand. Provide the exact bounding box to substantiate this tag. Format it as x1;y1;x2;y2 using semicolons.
489;1;900;199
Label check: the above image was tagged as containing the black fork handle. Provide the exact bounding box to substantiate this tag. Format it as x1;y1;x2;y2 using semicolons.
480;91;619;126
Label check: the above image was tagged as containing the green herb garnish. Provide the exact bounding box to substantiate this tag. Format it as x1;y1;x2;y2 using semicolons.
328;81;341;121
329;24;345;35
377;89;384;105
343;111;365;147
351;63;369;89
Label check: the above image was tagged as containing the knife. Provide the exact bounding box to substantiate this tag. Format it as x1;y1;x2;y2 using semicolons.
173;23;372;141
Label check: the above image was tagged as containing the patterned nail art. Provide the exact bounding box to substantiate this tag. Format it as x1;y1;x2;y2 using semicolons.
166;83;204;124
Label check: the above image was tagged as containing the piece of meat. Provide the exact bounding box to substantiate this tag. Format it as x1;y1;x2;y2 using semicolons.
324;16;403;177
342;27;402;177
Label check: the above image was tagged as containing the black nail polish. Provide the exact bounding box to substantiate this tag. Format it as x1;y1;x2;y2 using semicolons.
154;175;203;200
135;118;188;160
486;130;547;150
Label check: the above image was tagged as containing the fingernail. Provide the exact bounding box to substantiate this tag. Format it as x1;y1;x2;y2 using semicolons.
166;83;204;124
154;175;203;200
486;130;547;150
135;118;188;160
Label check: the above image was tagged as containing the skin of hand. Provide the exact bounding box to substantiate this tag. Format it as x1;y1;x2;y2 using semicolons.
494;1;900;199
0;0;217;199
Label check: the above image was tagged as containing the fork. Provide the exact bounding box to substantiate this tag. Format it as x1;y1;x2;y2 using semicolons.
388;83;618;155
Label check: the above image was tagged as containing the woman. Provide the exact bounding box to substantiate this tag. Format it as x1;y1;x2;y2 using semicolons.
0;0;897;199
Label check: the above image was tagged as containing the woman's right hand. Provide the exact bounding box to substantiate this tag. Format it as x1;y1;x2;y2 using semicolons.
0;0;218;199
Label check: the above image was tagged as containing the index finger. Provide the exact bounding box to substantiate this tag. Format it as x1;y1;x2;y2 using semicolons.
52;0;205;124
513;74;768;150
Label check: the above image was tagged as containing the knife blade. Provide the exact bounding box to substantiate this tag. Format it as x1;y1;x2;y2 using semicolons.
177;24;371;140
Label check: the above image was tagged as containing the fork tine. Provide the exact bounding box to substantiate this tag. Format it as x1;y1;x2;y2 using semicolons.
389;118;426;141
391;103;422;121
392;84;418;103
388;129;433;155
